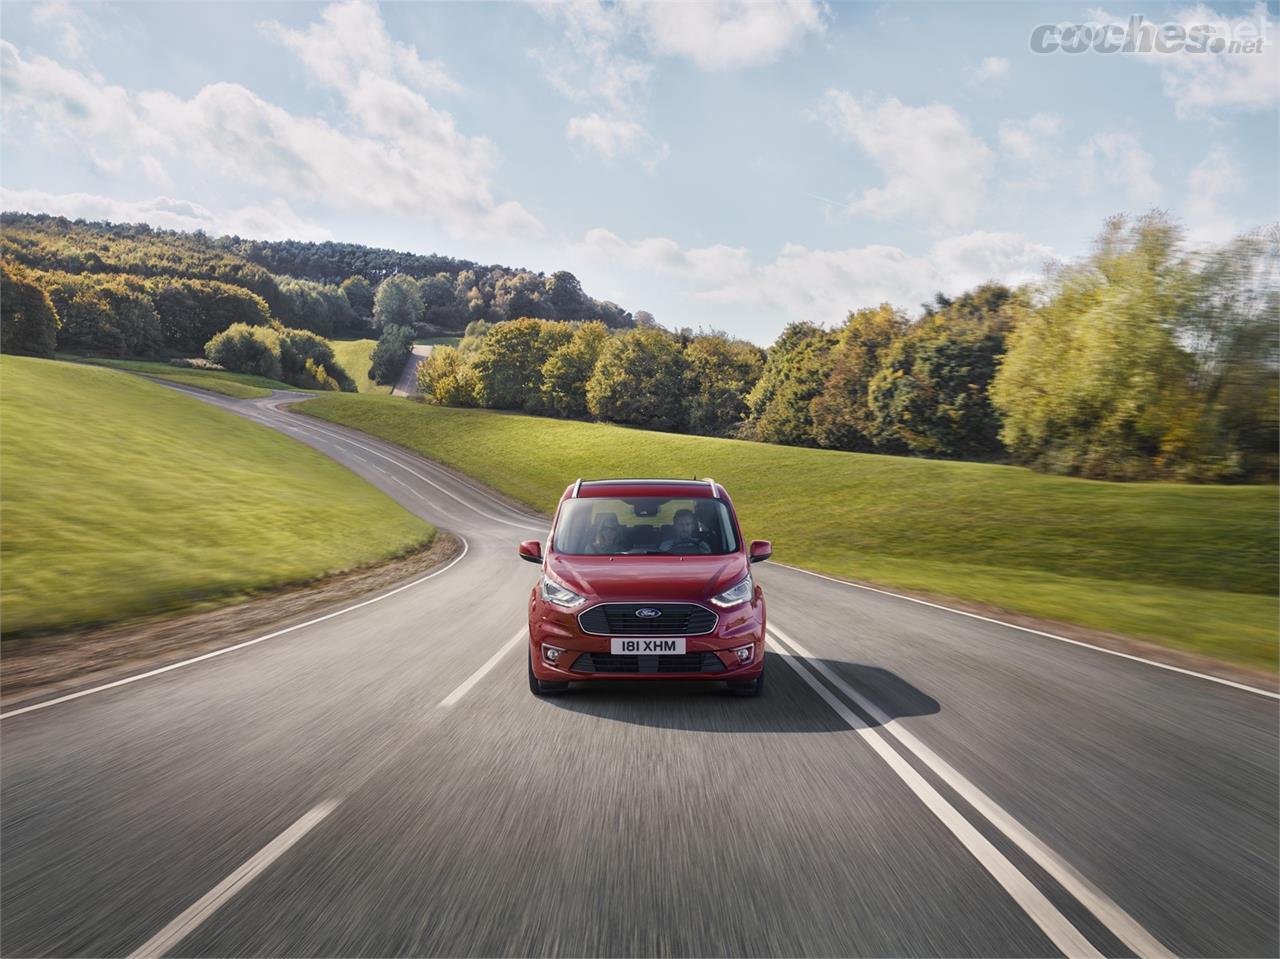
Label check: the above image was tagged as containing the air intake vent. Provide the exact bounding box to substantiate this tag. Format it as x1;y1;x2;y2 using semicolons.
577;603;718;636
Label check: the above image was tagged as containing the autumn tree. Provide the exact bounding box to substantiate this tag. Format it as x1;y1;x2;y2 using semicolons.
586;327;689;431
0;260;59;357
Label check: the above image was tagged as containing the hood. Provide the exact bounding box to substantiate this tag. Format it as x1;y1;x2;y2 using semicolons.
548;553;749;602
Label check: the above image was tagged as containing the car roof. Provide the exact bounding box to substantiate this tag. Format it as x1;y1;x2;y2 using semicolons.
569;478;722;500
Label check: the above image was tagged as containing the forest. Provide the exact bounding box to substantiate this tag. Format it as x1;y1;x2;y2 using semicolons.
3;211;1275;481
0;213;635;339
417;215;1277;483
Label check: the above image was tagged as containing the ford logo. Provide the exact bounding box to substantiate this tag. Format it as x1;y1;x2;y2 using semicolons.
635;607;663;619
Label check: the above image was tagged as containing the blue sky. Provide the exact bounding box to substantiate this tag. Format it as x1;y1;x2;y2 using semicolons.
2;0;1276;343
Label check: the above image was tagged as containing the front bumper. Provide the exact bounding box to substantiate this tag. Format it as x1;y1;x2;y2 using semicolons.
529;595;766;682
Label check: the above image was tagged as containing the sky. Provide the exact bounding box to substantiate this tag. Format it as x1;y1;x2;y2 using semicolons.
1;0;1276;343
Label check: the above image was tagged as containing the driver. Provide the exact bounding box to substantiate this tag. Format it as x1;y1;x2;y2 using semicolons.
660;508;711;553
586;514;623;554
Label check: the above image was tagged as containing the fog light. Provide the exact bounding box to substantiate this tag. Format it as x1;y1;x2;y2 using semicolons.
732;644;754;665
542;644;565;664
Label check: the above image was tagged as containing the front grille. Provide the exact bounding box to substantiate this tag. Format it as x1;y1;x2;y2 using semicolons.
577;603;718;636
571;652;725;674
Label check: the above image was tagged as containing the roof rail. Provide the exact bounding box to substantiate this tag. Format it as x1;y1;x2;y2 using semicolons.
572;478;583;498
705;477;717;495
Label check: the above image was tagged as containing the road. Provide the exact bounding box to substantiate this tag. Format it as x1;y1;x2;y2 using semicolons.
2;388;1277;958
391;345;432;397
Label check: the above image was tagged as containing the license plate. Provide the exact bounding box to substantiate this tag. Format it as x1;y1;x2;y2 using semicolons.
611;637;686;655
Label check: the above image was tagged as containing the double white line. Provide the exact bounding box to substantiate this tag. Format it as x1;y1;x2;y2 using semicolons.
767;625;1175;959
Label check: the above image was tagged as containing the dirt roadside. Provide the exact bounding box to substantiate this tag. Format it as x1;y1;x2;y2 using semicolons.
0;533;463;710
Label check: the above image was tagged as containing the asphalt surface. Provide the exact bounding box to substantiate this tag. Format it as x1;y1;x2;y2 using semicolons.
391;345;432;397
2;388;1276;958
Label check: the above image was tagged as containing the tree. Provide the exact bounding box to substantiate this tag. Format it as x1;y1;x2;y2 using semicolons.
809;304;908;451
275;326;355;391
205;323;282;380
0;260;59;357
472;318;573;411
544;270;587;321
417;273;464;331
1176;229;1279;480
492;271;550;322
417;345;479;406
743;322;837;446
992;214;1200;479
148;278;271;354
541;321;609;418
369;324;415;385
683;332;765;436
41;273;162;357
373;274;424;329
864;286;1020;459
340;275;374;318
586;327;689;431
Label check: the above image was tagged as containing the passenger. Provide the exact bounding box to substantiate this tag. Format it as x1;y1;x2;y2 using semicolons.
586;514;623;554
660;508;711;553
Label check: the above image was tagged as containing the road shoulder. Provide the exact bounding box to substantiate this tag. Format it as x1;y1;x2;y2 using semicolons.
0;533;463;711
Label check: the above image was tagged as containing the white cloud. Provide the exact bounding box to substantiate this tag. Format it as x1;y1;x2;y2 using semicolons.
630;0;827;71
536;0;825;161
30;0;86;62
0;188;332;241
566;113;646;158
997;112;1064;165
1090;4;1279;117
1078;131;1163;204
568;228;1053;327
1185;145;1242;243
973;56;1011;85
261;0;458;99
0;1;541;242
818;91;993;230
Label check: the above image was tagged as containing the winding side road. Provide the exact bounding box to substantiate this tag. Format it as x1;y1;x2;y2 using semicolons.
2;388;1276;958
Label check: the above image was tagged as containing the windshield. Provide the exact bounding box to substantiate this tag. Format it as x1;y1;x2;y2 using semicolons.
553;497;739;556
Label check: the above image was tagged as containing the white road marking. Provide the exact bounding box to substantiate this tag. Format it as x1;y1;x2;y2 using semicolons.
283;416;545;532
127;799;341;959
0;540;471;721
769;625;1176;959
766;634;1103;959
438;627;527;707
775;562;1278;700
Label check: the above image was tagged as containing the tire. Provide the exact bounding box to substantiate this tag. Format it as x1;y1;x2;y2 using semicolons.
529;650;569;697
728;669;765;698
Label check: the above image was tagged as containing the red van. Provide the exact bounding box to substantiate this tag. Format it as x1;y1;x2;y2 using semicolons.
520;478;770;697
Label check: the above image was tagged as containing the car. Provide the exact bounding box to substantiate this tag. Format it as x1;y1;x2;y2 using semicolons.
520;478;771;698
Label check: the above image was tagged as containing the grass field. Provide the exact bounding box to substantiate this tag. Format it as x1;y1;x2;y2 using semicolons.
414;336;461;347
297;395;1279;670
0;357;435;635
330;339;393;394
68;356;297;398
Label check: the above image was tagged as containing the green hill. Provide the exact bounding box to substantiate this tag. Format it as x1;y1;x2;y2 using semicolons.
0;357;434;635
297;394;1278;670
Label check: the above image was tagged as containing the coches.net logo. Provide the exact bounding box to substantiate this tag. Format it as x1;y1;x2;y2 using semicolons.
1030;14;1269;54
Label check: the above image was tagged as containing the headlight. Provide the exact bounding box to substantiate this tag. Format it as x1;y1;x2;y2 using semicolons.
710;574;753;608
539;574;586;609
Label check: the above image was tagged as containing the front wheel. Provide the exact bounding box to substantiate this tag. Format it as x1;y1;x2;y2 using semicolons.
529;650;570;697
728;669;765;698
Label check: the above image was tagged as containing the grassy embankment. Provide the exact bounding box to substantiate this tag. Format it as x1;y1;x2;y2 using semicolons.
66;356;295;398
0;357;435;635
330;338;393;395
297;395;1278;670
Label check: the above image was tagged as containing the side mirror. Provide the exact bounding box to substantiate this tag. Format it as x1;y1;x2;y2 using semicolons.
749;539;772;564
518;540;543;564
